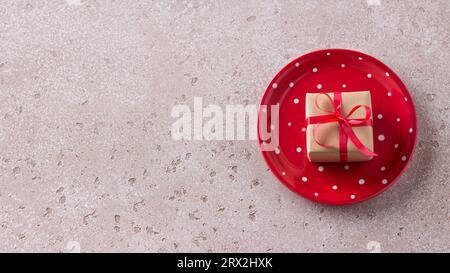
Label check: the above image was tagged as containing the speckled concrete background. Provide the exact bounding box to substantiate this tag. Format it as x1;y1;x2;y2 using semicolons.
0;0;448;253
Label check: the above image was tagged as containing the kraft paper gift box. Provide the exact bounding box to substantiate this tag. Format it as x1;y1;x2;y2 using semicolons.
305;91;375;162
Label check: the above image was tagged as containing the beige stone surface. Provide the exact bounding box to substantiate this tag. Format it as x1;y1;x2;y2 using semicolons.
0;0;448;252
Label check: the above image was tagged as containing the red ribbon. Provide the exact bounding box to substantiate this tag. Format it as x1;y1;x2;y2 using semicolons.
306;92;378;161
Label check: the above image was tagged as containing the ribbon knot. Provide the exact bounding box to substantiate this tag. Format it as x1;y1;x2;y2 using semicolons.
306;92;377;162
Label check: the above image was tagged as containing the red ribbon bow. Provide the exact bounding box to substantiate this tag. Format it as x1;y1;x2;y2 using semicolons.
306;92;378;162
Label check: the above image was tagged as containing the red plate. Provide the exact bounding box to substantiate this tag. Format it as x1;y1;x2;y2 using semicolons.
258;49;417;205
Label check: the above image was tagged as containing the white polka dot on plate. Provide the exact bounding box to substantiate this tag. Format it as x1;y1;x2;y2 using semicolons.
318;166;324;172
378;134;385;141
314;192;319;197
332;185;338;190
377;114;383;119
341;64;346;68
317;84;322;89
396;118;400;122
385;72;390;77
301;127;306;132
275;148;280;154
293;98;299;104
387;92;392;96
289;82;294;88
409;128;413;133
382;179;388;184
394;144;399;149
296;147;302;153
295;62;300;67
312;67;318;73
358;179;365;185
405;97;408;102
350;194;356;199
401;156;407;161
282;172;286;176
301;176;308;182
342;84;347;88
358;57;363;60
367;73;372;78
272;83;278;89
344;165;350;170
288;122;292;126
380;166;386;171
326;52;331;56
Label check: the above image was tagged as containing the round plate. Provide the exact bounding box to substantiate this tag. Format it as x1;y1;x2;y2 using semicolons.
258;49;417;205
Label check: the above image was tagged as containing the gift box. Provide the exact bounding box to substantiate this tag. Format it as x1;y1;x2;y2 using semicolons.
305;91;377;162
